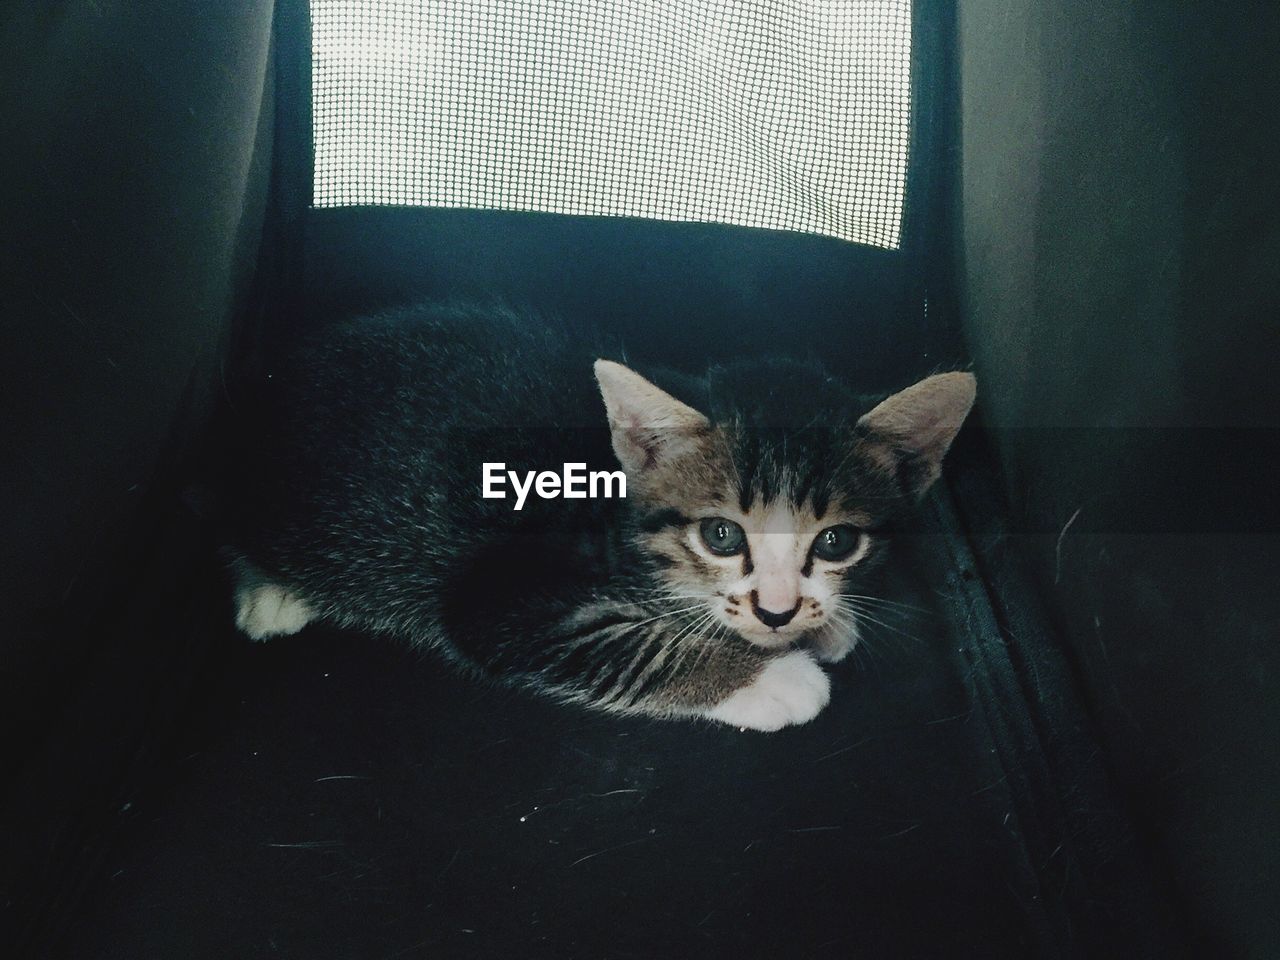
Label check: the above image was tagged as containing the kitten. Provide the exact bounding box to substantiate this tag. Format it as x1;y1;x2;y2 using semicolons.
225;303;974;731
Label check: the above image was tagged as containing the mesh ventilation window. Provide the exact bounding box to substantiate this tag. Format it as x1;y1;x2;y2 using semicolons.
311;0;913;249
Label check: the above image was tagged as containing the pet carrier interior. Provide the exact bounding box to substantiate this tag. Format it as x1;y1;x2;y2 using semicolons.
1;0;1277;956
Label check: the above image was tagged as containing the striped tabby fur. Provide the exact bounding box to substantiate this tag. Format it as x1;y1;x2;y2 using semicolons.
225;303;974;731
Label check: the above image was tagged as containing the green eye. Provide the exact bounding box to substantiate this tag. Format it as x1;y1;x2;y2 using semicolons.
699;517;746;556
812;525;862;562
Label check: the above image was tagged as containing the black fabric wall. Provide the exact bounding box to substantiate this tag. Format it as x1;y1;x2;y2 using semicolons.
956;0;1280;953
300;207;959;393
0;0;275;941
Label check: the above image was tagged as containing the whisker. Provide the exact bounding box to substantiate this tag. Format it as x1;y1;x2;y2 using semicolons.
822;614;860;647
837;593;932;615
832;610;883;677
681;617;728;685
826;609;861;641
629;603;708;630
666;611;717;664
861;621;920;662
667;610;721;680
829;593;921;616
606;605;700;700
833;606;925;664
833;602;924;646
617;609;715;703
830;608;904;665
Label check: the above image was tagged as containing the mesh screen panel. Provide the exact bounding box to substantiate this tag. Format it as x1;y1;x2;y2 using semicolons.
311;0;912;248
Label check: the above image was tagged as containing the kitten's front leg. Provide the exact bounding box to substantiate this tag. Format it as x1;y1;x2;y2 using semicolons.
492;606;831;731
631;632;832;731
699;650;831;731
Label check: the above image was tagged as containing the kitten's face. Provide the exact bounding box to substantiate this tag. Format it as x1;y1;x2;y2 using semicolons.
659;491;879;647
594;359;975;652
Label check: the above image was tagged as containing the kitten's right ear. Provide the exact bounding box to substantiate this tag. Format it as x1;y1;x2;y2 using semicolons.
594;360;710;474
855;371;977;499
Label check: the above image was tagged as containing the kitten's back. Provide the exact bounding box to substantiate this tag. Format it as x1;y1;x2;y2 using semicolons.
226;303;612;629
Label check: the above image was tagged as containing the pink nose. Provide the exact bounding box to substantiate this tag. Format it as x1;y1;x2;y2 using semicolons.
750;591;800;629
754;575;798;616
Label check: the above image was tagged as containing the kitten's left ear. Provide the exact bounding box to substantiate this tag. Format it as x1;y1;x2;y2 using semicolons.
855;372;977;498
594;360;710;474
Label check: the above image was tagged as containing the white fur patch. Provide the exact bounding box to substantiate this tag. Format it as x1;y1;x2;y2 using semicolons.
705;651;831;731
235;583;314;641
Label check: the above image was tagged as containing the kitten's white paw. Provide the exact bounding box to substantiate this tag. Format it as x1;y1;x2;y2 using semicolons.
235;583;314;641
706;652;831;732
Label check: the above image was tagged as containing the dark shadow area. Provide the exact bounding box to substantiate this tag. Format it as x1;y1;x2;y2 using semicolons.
955;1;1280;953
58;527;1171;959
